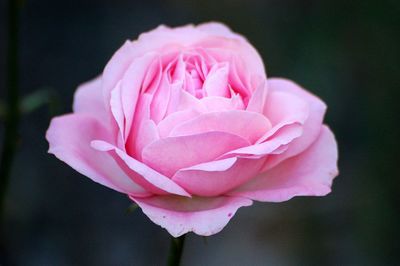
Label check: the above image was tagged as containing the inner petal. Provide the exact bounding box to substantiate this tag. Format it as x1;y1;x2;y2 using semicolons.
141;131;250;177
203;62;230;97
169;110;272;144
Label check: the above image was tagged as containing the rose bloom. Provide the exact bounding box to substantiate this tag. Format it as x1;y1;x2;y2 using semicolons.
46;22;338;237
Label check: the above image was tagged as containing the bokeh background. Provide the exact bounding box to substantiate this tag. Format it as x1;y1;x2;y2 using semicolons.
1;0;399;265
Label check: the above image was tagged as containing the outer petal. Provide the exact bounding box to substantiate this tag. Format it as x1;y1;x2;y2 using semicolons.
222;123;303;157
91;140;190;197
264;78;327;169
130;195;253;237
196;22;247;40
102;41;137;111
109;81;125;146
46;114;149;196
121;53;157;139
73;76;108;122
196;24;266;81
229;126;338;202
263;91;309;127
222;89;310;159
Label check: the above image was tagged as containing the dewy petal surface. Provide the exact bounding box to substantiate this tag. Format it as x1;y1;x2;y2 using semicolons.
130;195;253;237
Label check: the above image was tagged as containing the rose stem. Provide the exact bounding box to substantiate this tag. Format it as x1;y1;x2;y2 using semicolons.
167;234;186;266
0;0;20;225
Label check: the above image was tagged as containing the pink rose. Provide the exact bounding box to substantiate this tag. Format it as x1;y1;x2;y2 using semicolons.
46;22;338;237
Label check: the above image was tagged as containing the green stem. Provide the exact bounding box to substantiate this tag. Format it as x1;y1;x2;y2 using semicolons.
0;0;20;223
167;234;186;266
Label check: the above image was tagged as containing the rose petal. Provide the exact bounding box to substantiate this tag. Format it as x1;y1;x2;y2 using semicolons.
141;132;250;177
142;57;162;94
121;53;157;139
157;109;201;138
102;41;136;111
197;33;266;82
246;78;267;113
169;110;272;144
132;119;159;160
73;76;107;121
263;91;309;127
109;81;125;146
46;114;149;197
196;22;246;40
91;140;190;197
166;88;206;115
222;123;303;157
172;158;264;196
150;73;174;123
125;93;153;157
203;62;229;97
200;94;245;112
229;125;338;202
130;195;252;237
180;157;238;172
101;23;266;111
263;78;327;169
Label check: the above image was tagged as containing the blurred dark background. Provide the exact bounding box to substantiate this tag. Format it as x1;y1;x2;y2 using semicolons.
0;0;399;265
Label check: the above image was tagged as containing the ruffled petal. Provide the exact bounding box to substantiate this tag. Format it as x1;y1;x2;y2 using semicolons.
229;126;338;202
222;123;303;157
264;78;327;169
130;195;252;237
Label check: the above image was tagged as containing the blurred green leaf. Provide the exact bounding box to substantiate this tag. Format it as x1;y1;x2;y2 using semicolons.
20;89;51;114
126;203;139;214
19;87;62;116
